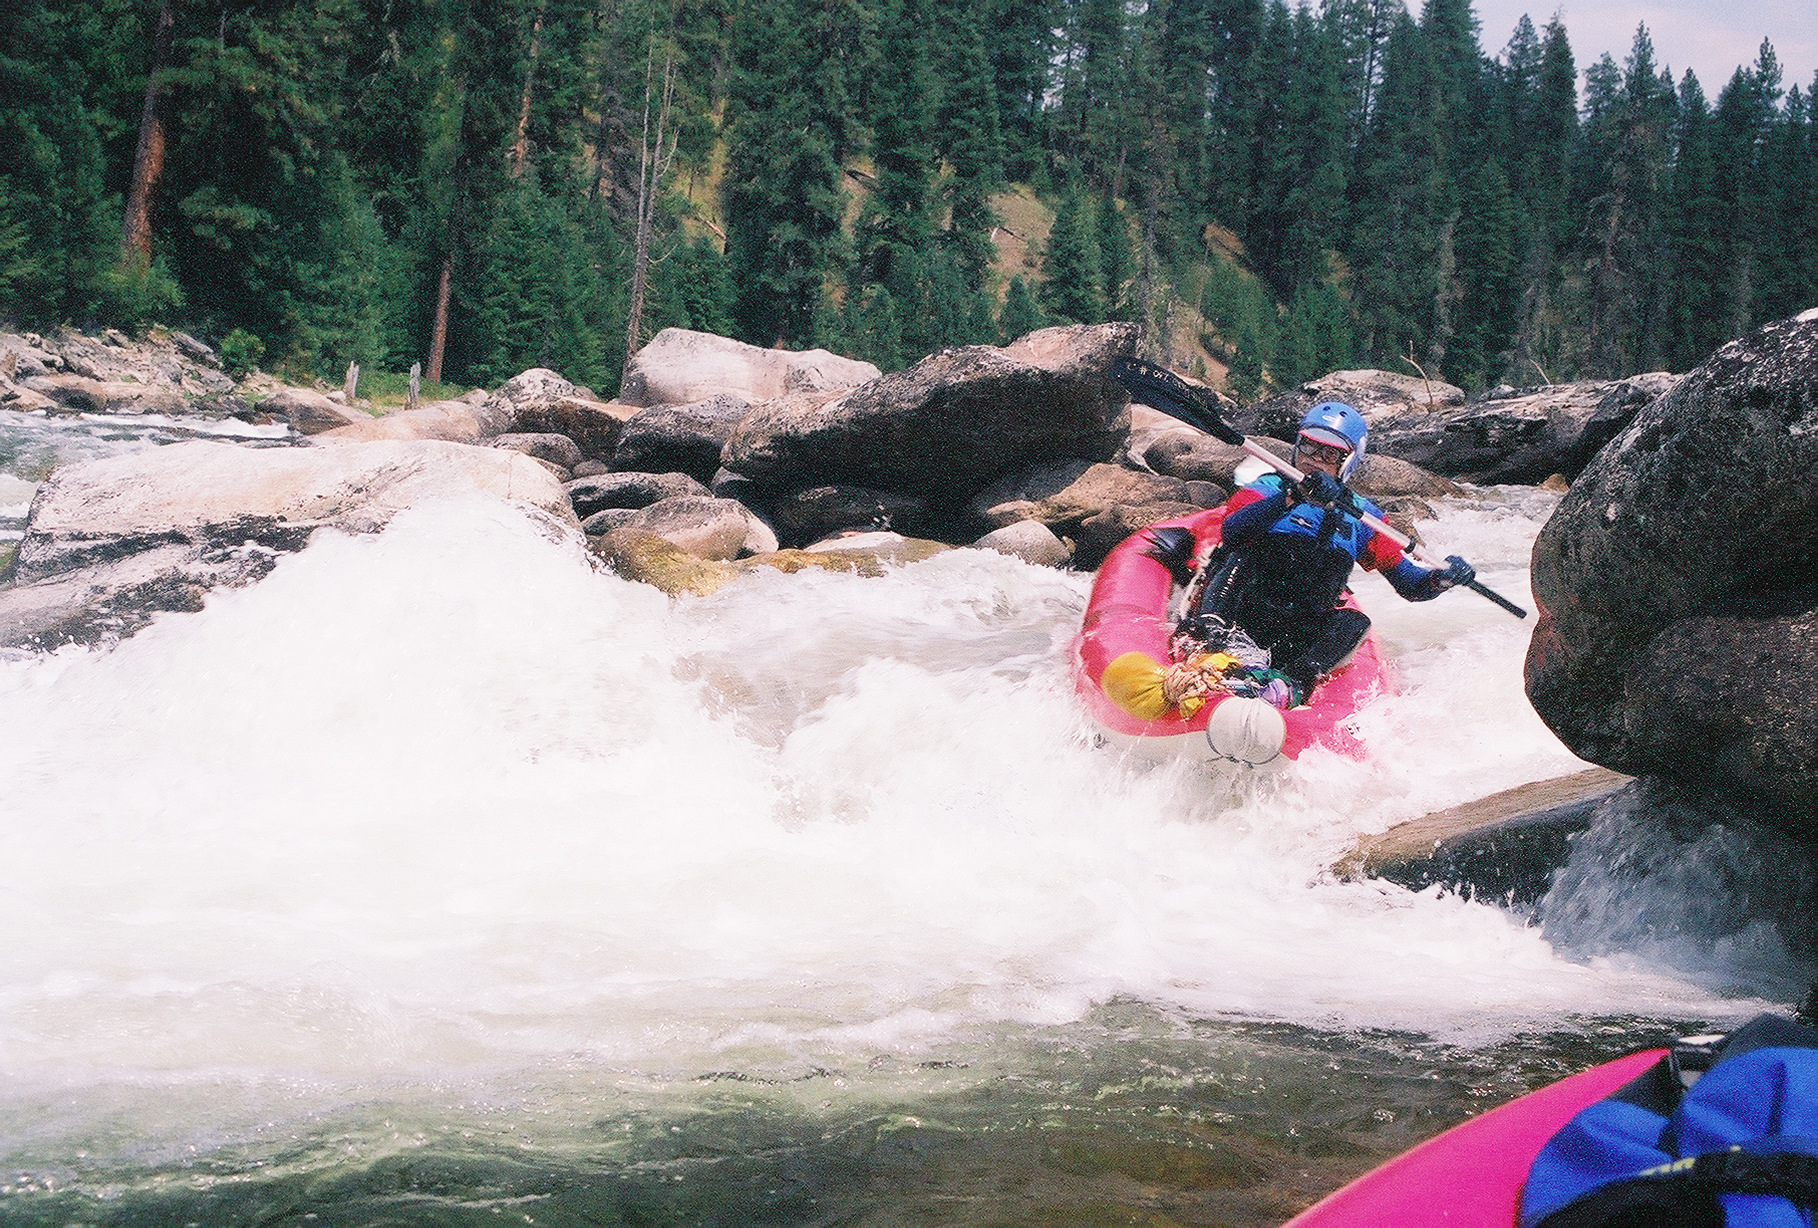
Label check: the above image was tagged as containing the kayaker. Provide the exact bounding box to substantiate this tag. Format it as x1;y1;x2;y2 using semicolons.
1158;401;1475;706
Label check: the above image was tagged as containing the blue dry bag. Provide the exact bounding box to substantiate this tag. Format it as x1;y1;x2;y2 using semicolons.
1521;1014;1818;1227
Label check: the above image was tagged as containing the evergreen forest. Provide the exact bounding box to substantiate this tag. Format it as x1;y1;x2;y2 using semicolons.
3;0;1816;398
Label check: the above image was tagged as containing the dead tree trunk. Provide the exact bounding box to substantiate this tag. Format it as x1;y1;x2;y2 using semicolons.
623;42;677;373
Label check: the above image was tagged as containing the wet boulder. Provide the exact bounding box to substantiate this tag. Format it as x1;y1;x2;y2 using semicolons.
614;495;778;560
0;439;580;649
972;519;1072;568
565;471;711;518
619;328;879;408
768;484;934;546
610;394;751;482
1526;308;1818;825
264;386;371;435
723;323;1136;504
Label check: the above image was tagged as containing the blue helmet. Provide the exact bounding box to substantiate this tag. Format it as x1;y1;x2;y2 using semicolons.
1294;400;1367;481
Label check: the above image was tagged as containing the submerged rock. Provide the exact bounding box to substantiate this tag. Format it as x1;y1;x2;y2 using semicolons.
0;439;579;648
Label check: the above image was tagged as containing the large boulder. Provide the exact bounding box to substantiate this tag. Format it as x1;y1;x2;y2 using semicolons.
0;439;579;648
263;386;371;435
17;373;190;416
1366;374;1681;483
565;471;711;518
617;495;779;560
477;368;635;458
1525;309;1818;825
723;323;1137;503
315;397;490;443
611;394;751;481
619;329;880;408
768;484;934;546
1241;369;1467;441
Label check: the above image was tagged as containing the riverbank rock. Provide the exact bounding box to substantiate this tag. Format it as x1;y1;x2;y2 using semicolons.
619;328;880;408
1241;370;1467;442
1526;308;1818;826
723;323;1136;505
315;395;492;443
0;439;578;648
1;325;235;398
16;373;191;417
1366;374;1680;484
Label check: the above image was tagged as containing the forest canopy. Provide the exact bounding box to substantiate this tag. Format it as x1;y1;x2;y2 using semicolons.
2;0;1814;398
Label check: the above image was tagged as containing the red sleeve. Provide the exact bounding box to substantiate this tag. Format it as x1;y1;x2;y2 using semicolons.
1359;524;1406;572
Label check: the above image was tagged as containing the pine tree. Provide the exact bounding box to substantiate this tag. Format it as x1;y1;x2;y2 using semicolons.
1663;70;1725;369
1037;180;1104;323
999;274;1044;342
722;0;862;347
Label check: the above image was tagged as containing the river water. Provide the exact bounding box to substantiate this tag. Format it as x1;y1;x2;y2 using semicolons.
0;413;1810;1226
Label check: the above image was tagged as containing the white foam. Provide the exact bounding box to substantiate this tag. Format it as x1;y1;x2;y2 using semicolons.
0;493;1777;1095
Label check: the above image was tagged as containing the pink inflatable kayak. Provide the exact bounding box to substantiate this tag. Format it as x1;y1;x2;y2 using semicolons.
1282;1047;1668;1227
1073;507;1390;765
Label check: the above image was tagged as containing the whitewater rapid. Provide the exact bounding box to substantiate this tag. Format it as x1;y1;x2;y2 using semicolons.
2;487;1788;1139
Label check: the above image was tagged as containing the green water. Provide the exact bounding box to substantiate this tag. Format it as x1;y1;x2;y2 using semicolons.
0;1007;1694;1228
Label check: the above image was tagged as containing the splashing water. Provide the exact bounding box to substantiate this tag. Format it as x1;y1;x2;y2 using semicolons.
0;489;1799;1224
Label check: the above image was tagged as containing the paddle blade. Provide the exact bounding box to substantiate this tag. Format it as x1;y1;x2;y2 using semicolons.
1107;356;1245;445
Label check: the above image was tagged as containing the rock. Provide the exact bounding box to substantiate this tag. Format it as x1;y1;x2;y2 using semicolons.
619;328;880;408
572;460;610;478
490;432;586;470
590;528;738;597
314;398;488;443
726;323;1136;504
973;519;1072;567
1526;309;1818;825
1366;373;1681;484
796;530;951;565
22;325;235;396
1334;767;1633;904
1242;369;1467;442
564;471;712;518
768;484;933;546
1073;501;1200;568
0;439;580;648
610;394;751;481
1349;452;1466;500
264;386;370;434
972;460;1190;538
1137;431;1258;486
581;507;642;535
479;368;635;447
623;495;778;560
18;373;189;416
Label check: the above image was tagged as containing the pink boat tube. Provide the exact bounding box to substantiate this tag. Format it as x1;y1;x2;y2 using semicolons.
1073;507;1390;765
1282;1047;1668;1227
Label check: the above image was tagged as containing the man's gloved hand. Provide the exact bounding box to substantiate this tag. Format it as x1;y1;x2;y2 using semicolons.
1436;554;1476;589
1296;469;1344;508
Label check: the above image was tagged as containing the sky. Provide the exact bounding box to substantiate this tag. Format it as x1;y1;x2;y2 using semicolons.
1468;0;1817;98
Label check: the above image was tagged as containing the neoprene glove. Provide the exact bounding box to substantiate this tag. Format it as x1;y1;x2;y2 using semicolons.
1296;470;1344;507
1438;554;1475;588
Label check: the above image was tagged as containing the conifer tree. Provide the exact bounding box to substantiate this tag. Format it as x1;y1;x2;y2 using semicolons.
1037;181;1104;323
999;274;1045;342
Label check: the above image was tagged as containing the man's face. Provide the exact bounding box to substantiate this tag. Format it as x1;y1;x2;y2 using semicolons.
1298;439;1349;480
